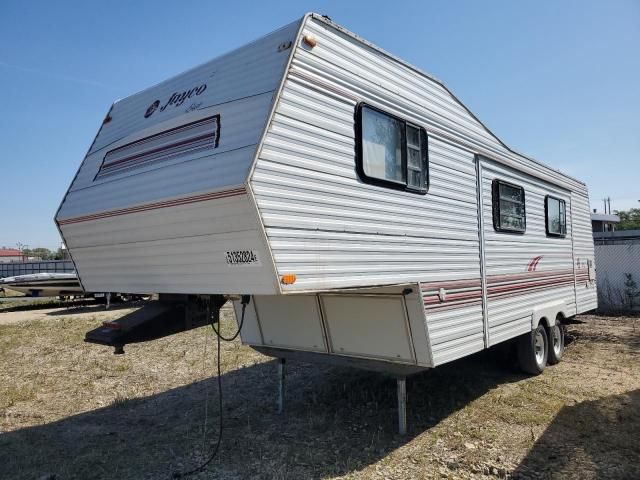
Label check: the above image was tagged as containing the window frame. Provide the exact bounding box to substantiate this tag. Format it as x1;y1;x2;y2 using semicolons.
544;195;567;238
355;103;429;194
492;179;526;234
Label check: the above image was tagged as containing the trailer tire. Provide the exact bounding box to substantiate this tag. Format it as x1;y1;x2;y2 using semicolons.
547;321;565;365
517;324;548;375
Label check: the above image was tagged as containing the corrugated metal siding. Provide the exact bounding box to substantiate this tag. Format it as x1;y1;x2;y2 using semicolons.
66;193;278;294
254;118;483;288
88;20;301;155
572;191;598;312
287;16;586;191
59;20;300;219
56;20;302;294
480;158;577;344
254;83;485;363
251;15;595;364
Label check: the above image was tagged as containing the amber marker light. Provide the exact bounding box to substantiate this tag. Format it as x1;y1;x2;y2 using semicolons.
302;34;317;48
281;274;297;285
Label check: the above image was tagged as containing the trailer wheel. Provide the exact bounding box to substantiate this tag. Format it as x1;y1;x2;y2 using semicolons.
547;321;565;365
517;324;548;375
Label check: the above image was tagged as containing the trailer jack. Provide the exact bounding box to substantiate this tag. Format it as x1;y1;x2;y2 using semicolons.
85;295;227;354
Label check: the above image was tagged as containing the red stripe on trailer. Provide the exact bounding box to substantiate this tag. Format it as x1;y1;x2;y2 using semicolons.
57;187;246;225
425;300;483;312
420;278;482;290
488;277;574;296
423;290;482;305
526;255;544;272
487;269;575;284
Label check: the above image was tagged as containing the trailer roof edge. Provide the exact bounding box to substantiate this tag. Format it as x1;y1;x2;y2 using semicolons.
307;12;586;189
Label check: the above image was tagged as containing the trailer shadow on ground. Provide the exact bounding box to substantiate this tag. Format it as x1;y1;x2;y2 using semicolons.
1;345;526;479
45;302;142;316
513;389;640;479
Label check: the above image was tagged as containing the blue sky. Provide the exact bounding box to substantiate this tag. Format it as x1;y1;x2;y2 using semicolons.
1;0;638;249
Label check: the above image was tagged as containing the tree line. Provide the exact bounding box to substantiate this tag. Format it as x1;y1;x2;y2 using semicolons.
21;247;66;260
616;208;640;231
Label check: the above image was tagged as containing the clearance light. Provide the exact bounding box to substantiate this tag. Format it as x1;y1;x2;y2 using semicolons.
303;34;317;48
281;274;297;285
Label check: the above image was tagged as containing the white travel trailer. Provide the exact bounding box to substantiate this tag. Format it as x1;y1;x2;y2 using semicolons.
56;13;596;431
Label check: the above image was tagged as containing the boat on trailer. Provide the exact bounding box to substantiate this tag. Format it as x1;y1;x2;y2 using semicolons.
55;13;597;433
0;272;83;297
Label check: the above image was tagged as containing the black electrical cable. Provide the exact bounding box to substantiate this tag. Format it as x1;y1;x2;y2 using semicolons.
172;296;249;479
210;295;249;342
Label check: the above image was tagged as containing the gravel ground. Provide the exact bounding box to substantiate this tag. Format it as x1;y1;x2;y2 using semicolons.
0;307;638;480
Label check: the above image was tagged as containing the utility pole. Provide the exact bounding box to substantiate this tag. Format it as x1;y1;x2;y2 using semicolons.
16;242;29;261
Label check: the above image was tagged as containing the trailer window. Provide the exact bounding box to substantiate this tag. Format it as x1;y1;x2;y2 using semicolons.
545;196;566;237
356;104;428;193
492;180;526;233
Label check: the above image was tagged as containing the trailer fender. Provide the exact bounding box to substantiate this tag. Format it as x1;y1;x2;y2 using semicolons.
531;301;567;330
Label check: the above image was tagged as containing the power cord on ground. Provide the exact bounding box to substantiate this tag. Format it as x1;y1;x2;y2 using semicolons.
172;295;249;479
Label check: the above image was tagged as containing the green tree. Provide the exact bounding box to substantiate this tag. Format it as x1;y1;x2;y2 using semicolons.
615;208;640;231
21;247;54;260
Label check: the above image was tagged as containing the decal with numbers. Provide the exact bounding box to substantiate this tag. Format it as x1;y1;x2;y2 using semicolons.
225;250;261;267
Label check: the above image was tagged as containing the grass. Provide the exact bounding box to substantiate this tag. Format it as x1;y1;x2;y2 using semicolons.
0;287;25;297
0;297;94;312
0;309;638;479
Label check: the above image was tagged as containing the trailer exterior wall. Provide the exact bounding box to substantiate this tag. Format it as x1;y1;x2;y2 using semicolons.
250;14;596;364
479;158;577;345
56;20;304;294
571;191;598;312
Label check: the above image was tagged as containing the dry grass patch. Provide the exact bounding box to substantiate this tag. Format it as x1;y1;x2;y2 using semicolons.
0;308;638;479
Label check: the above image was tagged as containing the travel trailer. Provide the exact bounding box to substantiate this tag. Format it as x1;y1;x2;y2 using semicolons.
56;13;597;432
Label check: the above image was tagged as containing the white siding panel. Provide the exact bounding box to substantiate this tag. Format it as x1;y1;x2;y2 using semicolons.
254;131;482;291
429;332;485;366
60;145;255;219
64;194;277;295
56;20;302;294
62;193;256;248
88;20;301;154
480;158;578;343
290;17;585;191
572;191;598;312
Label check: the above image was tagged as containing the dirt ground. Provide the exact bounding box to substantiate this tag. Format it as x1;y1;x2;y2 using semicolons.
0;304;638;480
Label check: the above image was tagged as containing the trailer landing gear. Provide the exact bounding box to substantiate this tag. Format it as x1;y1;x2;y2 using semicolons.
277;358;286;414
397;377;407;435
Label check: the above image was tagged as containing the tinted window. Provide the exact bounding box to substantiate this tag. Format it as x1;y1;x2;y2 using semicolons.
546;196;566;236
361;107;405;184
492;180;526;233
357;105;428;193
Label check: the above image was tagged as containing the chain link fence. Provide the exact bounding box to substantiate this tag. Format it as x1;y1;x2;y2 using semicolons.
595;243;640;311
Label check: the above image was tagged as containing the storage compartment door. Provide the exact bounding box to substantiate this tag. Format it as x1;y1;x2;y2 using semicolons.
253;295;327;352
320;295;415;363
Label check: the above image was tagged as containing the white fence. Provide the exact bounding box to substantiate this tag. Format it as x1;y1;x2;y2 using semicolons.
595;243;640;311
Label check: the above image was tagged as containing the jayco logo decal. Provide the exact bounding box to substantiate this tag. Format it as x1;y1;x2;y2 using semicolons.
144;83;207;118
144;100;160;118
